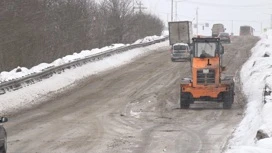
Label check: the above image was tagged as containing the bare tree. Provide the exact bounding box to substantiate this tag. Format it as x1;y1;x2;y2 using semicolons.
99;0;133;45
0;0;164;71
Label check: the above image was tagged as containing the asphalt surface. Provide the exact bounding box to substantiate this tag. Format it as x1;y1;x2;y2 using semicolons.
6;36;259;153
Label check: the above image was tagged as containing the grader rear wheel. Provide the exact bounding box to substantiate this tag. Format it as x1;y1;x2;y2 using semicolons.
223;85;234;109
180;92;191;109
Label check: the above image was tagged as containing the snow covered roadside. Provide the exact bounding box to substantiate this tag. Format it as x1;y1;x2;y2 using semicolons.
0;35;166;83
0;41;168;115
226;31;272;153
0;44;127;83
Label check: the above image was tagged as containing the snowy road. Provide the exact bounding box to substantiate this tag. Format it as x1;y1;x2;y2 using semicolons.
6;36;258;153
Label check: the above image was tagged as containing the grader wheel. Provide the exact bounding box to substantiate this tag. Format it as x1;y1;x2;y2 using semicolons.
223;85;234;109
180;92;191;109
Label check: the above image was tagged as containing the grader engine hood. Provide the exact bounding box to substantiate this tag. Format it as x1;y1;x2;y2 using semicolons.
192;57;220;86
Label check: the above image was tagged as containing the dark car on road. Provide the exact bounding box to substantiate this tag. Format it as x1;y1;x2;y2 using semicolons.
0;117;8;153
218;32;231;43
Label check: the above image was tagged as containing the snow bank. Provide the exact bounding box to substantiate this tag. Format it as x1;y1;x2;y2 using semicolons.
226;30;272;153
133;35;165;44
0;67;41;83
0;35;166;83
0;41;168;115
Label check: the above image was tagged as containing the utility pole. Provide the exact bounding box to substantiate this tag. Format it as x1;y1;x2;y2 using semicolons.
270;14;272;29
175;1;178;21
261;22;263;33
171;0;174;21
134;1;147;13
231;20;234;35
196;7;199;35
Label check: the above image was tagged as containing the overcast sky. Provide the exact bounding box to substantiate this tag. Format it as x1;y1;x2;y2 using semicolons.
138;0;272;36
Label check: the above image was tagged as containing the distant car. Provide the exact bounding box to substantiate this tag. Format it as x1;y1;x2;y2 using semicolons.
0;117;8;153
171;43;190;62
218;32;231;43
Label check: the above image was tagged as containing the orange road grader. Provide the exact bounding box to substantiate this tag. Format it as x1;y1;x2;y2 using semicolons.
180;37;234;109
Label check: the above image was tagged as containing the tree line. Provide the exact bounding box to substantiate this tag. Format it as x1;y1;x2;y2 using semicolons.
0;0;164;71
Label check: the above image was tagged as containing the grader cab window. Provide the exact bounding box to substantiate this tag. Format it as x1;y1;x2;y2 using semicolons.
195;42;217;58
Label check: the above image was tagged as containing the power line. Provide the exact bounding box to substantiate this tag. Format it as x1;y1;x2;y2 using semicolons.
198;19;268;23
183;0;272;8
167;13;269;24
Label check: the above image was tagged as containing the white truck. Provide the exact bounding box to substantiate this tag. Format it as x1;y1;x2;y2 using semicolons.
211;23;225;37
168;21;193;62
240;26;254;36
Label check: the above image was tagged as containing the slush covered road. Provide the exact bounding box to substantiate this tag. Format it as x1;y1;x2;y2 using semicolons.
6;36;259;153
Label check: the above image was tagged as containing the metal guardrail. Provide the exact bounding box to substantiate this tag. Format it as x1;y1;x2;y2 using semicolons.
0;37;168;95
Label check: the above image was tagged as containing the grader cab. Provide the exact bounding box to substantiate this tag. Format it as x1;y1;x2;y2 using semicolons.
180;37;234;109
